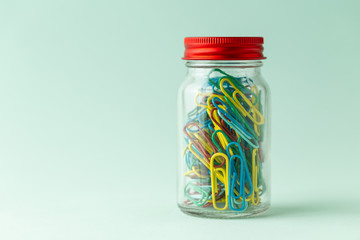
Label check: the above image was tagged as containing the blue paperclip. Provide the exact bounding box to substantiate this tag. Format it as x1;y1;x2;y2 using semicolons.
208;122;215;133
219;112;259;149
225;142;254;211
197;109;211;126
184;149;193;169
243;77;255;87
228;155;246;211
226;142;252;188
185;149;202;170
233;143;254;199
214;104;253;139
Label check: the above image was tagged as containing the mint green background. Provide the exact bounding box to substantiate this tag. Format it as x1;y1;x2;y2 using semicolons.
0;0;359;239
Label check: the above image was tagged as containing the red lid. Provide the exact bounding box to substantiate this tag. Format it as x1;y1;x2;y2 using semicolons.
183;37;266;60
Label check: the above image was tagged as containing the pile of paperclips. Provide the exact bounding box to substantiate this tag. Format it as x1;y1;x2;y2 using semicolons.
183;69;266;211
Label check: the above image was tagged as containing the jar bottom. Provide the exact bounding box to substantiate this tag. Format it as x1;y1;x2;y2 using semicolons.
178;203;270;219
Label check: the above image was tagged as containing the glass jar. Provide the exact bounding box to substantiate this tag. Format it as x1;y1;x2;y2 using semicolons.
177;37;271;218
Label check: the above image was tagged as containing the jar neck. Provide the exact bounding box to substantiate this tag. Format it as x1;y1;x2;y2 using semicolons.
185;60;263;79
185;60;263;68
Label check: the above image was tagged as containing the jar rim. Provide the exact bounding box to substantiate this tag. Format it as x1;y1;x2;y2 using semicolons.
183;37;266;60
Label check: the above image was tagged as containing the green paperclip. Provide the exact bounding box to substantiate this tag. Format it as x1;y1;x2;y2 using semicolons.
211;130;232;153
184;182;210;207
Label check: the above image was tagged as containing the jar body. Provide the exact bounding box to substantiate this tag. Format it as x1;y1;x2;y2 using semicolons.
177;61;271;218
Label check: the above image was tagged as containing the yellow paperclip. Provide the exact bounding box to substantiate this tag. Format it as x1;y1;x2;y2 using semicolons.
206;94;226;111
251;85;261;136
206;96;226;130
182;146;188;158
195;91;212;108
219;78;248;117
219;77;265;126
193;132;214;154
188;143;210;169
251;148;260;205
191;166;210;178
233;89;264;125
207;106;238;156
210;153;229;210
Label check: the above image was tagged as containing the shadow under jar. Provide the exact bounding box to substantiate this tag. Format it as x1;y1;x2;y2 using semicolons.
177;37;271;218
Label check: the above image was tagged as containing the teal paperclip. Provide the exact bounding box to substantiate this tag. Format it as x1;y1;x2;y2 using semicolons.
184;182;210;207
218;111;259;149
226;142;253;211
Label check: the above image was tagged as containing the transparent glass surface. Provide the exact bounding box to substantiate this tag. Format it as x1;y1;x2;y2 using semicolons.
177;60;271;218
